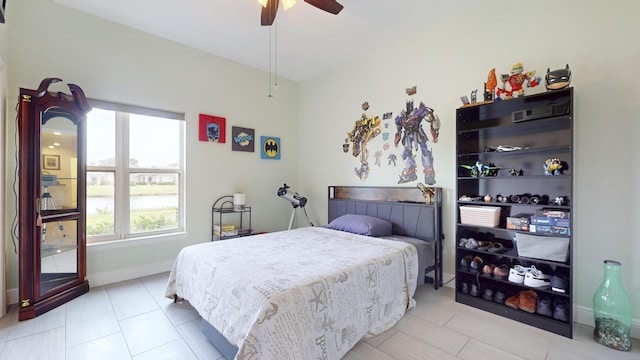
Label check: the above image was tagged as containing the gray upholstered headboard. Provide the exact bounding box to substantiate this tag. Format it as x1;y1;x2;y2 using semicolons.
328;199;438;242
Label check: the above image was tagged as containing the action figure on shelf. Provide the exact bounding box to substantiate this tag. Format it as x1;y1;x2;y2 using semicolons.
496;62;541;99
509;168;524;176
394;100;440;184
417;182;436;204
553;196;567;206
484;68;497;101
545;64;572;90
460;160;500;177
544;157;563;175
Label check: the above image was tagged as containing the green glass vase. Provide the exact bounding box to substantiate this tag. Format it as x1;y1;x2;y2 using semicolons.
592;260;633;351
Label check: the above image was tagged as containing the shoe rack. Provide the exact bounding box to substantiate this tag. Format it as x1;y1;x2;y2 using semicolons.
455;88;573;338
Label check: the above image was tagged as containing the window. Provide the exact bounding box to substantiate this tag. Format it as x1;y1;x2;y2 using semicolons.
86;101;185;243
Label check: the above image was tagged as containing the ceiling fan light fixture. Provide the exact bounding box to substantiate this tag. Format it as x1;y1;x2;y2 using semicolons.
282;0;296;10
258;0;268;8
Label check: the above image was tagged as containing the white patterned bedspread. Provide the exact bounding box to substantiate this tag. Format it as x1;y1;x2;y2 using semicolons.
165;226;418;360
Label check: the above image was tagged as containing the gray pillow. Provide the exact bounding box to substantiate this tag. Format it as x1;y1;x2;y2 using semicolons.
326;214;393;237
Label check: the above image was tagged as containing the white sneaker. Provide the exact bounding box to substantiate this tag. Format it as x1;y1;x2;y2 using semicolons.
524;266;551;288
508;265;530;284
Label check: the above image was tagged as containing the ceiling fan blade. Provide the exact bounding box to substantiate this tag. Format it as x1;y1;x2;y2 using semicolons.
261;0;279;26
304;0;343;15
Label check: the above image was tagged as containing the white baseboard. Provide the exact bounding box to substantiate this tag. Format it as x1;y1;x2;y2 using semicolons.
87;260;174;288
7;260;174;306
441;271;640;339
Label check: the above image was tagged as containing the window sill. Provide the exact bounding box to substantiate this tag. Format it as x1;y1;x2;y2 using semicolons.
87;231;188;252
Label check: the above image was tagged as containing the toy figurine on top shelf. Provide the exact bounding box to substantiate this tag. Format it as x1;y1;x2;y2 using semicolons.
460;160;500;177
496;62;542;99
460;69;498;107
545;64;572;90
484;68;497;101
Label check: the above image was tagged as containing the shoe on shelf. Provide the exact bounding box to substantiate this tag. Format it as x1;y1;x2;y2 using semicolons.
505;292;521;309
470;283;482;297
482;264;496;277
536;294;553;317
459;255;473;271
493;287;508;304
470;256;484;274
482;286;495;301
487;242;508;253
493;264;509;279
461;282;470;294
458;238;468;247
465;238;479;249
477;241;492;251
508;265;530;284
524;266;551;288
550;272;569;293
519;289;537;313
553;298;570;322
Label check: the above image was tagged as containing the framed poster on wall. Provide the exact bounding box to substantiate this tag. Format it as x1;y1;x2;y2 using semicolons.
260;136;280;160
231;126;255;152
198;114;226;143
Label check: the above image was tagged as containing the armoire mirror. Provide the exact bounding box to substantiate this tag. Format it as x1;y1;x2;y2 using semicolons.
18;78;91;321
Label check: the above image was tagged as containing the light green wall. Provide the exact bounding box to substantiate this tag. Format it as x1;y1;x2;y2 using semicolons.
5;0;300;289
298;0;640;328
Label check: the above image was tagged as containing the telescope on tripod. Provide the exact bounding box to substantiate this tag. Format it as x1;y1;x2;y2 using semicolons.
277;183;314;230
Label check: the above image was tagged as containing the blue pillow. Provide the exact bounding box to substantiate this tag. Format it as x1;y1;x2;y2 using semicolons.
326;214;393;237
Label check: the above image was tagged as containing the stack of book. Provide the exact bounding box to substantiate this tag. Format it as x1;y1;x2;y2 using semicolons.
213;224;238;237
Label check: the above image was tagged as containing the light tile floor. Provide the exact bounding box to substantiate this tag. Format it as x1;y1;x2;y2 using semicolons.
0;272;637;360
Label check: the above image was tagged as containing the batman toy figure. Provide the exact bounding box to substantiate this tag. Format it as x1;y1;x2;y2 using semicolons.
545;64;571;90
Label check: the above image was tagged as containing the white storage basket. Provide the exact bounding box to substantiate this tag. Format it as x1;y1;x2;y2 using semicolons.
459;205;501;227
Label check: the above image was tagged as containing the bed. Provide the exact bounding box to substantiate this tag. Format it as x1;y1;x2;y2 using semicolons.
165;186;443;360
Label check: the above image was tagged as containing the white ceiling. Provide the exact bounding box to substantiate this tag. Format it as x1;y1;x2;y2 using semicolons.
53;0;490;82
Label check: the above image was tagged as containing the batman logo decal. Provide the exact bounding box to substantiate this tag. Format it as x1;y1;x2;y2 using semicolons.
264;139;278;157
261;136;281;159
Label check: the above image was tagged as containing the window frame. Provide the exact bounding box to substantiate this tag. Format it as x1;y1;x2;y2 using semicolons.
86;99;185;243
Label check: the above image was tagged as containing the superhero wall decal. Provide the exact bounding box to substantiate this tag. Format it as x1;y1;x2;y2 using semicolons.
343;87;441;184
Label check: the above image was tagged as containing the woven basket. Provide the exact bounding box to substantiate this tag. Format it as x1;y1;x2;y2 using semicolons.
459;205;501;227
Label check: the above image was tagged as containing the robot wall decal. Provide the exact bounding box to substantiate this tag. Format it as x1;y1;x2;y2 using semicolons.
394;100;440;184
346;112;382;180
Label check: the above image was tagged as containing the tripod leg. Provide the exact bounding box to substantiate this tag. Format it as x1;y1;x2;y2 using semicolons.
47;197;67;237
288;208;296;230
42;195;67;238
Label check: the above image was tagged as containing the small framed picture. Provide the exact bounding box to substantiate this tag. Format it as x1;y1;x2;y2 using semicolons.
198;114;226;143
260;136;280;160
43;154;60;170
231;126;255;152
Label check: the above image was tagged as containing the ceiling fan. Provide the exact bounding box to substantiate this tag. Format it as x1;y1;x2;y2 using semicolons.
260;0;344;26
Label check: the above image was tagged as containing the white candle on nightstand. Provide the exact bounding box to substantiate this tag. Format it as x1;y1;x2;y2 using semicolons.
233;193;246;210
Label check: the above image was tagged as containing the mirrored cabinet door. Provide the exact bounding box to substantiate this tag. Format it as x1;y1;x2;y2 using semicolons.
18;78;90;321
